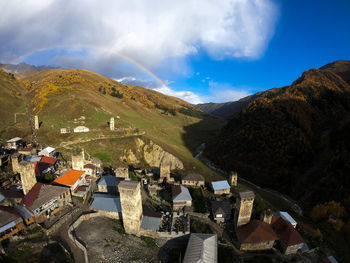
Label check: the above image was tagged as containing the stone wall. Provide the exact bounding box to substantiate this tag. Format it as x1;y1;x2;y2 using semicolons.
240;240;275;251
236;197;254;227
19;161;37;195
214;189;230;195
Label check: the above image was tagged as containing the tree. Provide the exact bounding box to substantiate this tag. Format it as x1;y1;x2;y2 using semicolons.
310;203;328;221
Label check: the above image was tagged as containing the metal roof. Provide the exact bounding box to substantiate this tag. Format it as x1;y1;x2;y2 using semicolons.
211;180;230;191
0;194;4;203
38;146;55;155
90;194;122;213
7;137;22;143
141;216;161;230
183;233;217;263
15;205;34;219
24;155;42;162
173;186;192;202
98;175;117;186
274;211;297;226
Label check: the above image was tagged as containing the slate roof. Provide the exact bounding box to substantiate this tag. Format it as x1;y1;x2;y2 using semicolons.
0;206;22;227
118;180;139;190
141;216;161;230
172;185;192;202
24;155;42;162
90;193;122;213
211;180;230;191
98;175;117;186
183;173;204;181
53;170;85;186
21;183;68;211
183;233;217;263
211;200;231;215
239;190;255;199
271;216;304;246
236;220;278;244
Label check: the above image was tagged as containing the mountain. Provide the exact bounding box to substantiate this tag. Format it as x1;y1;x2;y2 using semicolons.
0;62;57;78
0;68;224;179
196;88;280;120
204;60;350;208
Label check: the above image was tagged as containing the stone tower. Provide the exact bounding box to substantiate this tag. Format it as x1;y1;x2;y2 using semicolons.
118;181;143;235
260;209;273;224
11;153;21;174
72;150;85;170
110;117;114;131
19;161;37;195
236;190;255;227
159;164;170;181
229;171;238;186
34;115;39;130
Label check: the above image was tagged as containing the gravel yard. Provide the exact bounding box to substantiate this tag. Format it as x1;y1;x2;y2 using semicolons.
76;216;159;263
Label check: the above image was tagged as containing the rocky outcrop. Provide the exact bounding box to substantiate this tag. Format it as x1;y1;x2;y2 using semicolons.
121;138;184;170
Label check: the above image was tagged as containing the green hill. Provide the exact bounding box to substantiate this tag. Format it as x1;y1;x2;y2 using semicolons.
1;68;224;179
204;60;350;208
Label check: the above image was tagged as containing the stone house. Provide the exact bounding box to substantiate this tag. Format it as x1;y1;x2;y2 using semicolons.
236;220;278;251
271;216;305;255
73;126;90;133
83;163;96;177
172;185;192;211
0;189;23;206
21;183;71;223
115;167;129;179
97;175;119;194
211;180;231;195
6;137;23;150
0;206;25;241
211;200;231;223
182;173;205;187
60;128;71;134
18;147;35;156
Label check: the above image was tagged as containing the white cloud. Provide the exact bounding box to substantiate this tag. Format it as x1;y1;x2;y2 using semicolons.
152;86;205;104
114;76;136;83
0;0;279;69
207;80;252;102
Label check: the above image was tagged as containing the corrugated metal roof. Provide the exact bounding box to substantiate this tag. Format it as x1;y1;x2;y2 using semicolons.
38;147;55;155
211;180;230;191
141;216;161;230
53;170;85;186
183;233;217;263
97;175;117;186
0;194;4;203
7;137;22;143
24;155;42;162
15;205;34;219
90;194;122;213
274;211;297;227
173;186;192;202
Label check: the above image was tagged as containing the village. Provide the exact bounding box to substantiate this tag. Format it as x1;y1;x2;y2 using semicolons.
0;116;339;263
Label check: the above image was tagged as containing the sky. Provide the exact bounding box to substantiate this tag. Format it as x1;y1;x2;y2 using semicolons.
0;0;350;104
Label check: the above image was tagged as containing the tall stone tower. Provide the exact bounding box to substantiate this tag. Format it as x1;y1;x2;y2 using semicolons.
34;115;39;130
19;161;37;195
260;209;273;224
236;190;255;227
11;153;21;174
72;150;84;170
110;117;114;131
118;181;143;235
159;164;171;182
229;171;238;186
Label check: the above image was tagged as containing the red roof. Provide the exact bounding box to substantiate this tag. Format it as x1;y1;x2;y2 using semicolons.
53;170;85;186
21;183;43;207
40;157;58;165
236;220;278;244
271;216;304;246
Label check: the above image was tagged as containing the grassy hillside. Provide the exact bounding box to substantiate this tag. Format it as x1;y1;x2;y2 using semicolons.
0;69;29;140
13;68;225;180
205;60;350;208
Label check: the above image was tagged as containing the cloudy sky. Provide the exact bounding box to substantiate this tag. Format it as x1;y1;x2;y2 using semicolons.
1;0;350;103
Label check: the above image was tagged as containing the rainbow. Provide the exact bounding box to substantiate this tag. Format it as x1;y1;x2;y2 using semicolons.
1;44;167;87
